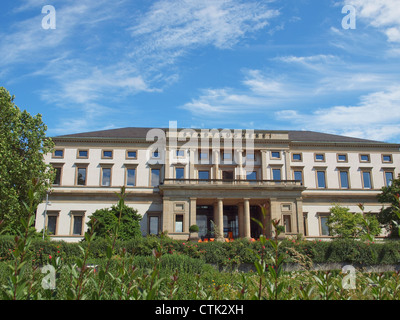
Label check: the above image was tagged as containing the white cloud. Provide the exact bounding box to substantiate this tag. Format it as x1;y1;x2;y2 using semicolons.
276;85;400;142
345;0;400;43
129;0;279;64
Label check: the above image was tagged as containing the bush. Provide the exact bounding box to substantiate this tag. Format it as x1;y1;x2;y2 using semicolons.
2;235;400;266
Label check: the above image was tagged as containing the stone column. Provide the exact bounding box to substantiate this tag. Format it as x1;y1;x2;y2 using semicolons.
189;148;195;179
188;197;197;240
243;198;251;239
236;149;244;179
162;197;171;234
238;202;244;238
217;198;224;241
213;149;220;180
164;147;170;179
261;149;268;180
295;197;304;235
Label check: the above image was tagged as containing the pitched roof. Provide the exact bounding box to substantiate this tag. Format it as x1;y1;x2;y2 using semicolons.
287;130;384;144
55;127;391;145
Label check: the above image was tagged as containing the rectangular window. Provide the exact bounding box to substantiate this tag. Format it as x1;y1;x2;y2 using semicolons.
175;215;184;233
78;150;88;158
294;170;303;184
360;154;370;162
383;155;392;163
101;167;111;186
223;152;232;160
126;168;136;186
283;215;292;233
53;167;62;185
246;152;255;160
315;154;325;161
272;168;281;181
362;171;372;189
222;170;234;180
151;168;160;187
149;216;159;235
77;167;87;186
303;213;308;236
176;149;185;157
338;154;347;162
47;215;58;235
317;171;326;188
339;170;349;189
385;171;394;187
198;170;210;180
127;150;137;159
320;216;330;236
199;152;208;160
72;215;83;235
292;153;302;161
271;151;280;159
102;150;113;159
175;167;184;179
246;171;257;180
54;149;64;158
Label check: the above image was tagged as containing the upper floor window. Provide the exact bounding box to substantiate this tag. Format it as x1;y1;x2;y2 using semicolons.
78;150;88;158
384;171;394;187
315;153;325;162
175;167;184;179
362;170;372;189
198;170;210;180
271;151;281;159
246;171;257;180
293;170;303;184
101;167;112;186
339;170;349;189
272;168;281;181
151;168;160;187
176;149;185;158
52;166;62;185
337;154;347;162
126;150;137;159
152;151;160;158
246;152;255;160
382;154;392;163
360;154;370;162
126;168;136;187
102;150;113;159
53;149;64;158
292;153;302;161
316;170;326;188
76;166;87;186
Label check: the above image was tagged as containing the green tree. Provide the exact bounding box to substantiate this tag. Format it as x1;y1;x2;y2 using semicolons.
327;204;380;239
377;174;400;237
87;204;142;241
327;204;363;238
0;87;54;234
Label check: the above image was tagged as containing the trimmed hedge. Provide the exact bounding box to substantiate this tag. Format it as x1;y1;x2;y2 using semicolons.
1;236;400;266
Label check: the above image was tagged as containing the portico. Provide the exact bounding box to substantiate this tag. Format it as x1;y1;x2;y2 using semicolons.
159;178;305;240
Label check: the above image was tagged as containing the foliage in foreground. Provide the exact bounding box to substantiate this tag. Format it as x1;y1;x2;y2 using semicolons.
2;186;400;300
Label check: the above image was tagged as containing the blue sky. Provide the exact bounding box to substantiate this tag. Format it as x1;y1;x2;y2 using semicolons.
1;0;400;142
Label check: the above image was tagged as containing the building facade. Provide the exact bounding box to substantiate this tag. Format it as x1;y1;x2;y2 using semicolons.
35;127;400;242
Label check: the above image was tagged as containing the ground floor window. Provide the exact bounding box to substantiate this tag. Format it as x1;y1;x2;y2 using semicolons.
175;214;184;232
149;216;159;235
319;214;330;236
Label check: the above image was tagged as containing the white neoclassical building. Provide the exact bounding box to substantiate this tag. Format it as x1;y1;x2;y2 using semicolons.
34;126;400;242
